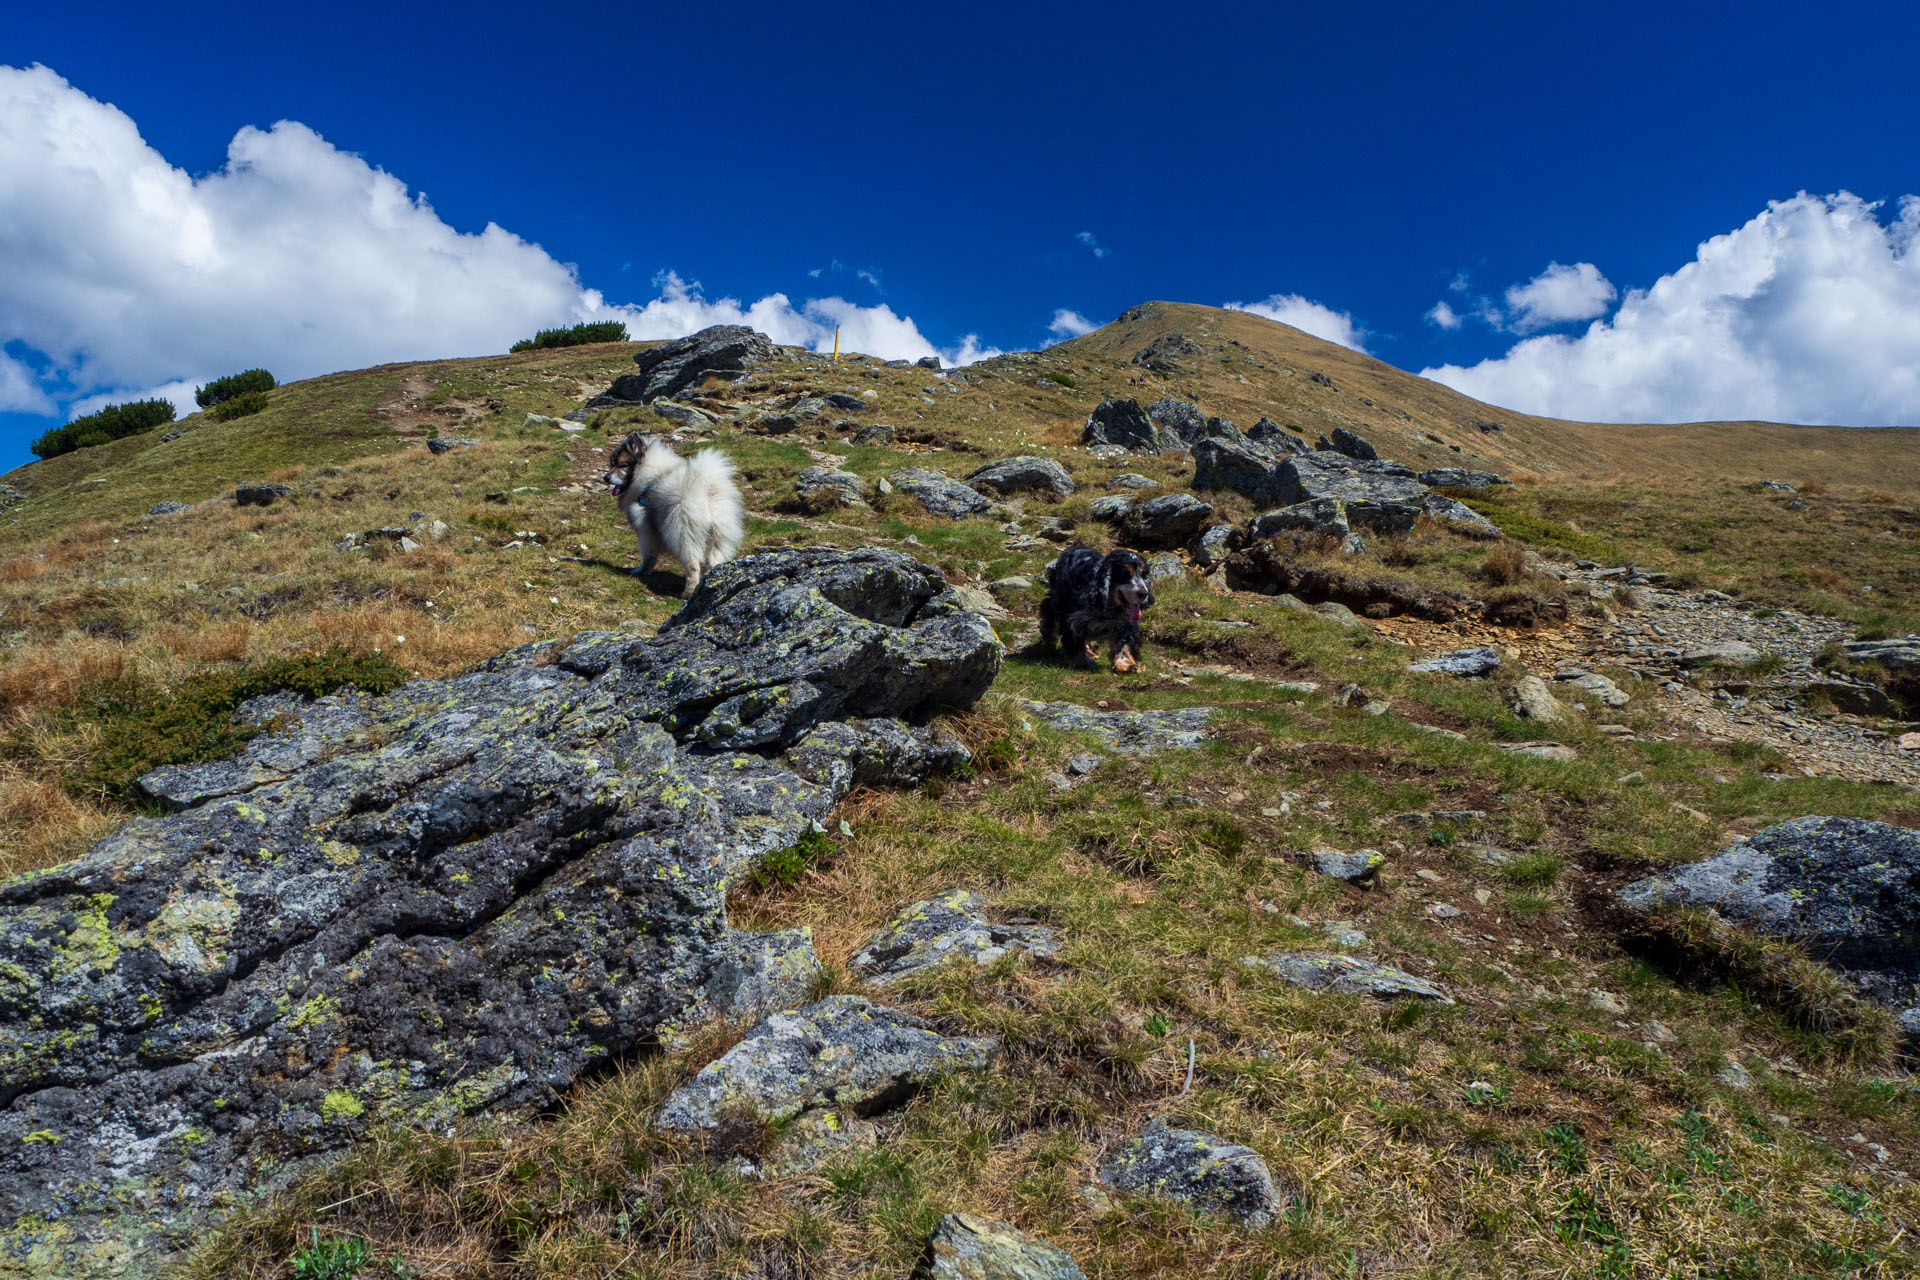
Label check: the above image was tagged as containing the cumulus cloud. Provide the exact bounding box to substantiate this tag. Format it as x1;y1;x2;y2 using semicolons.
1076;231;1109;259
0;64;999;440
1425;300;1463;330
1503;261;1616;332
1225;293;1369;353
1422;192;1920;425
1046;309;1098;341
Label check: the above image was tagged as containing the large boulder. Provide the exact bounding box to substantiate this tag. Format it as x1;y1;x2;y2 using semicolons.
1326;426;1378;460
1084;398;1179;452
1199;446;1503;539
1192;435;1286;503
1110;493;1214;548
1418;467;1508;489
598;324;775;403
795;465;869;511
1247;418;1311;454
0;548;1001;1268
889;467;992;518
966;456;1075;498
1620;817;1920;1018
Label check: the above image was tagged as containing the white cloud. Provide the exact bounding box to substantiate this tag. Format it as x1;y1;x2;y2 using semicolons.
0;353;53;413
1503;261;1616;332
1425;300;1463;330
1076;231;1109;259
69;378;198;422
0;64;1000;434
1046;308;1098;341
1225;293;1369;353
1422;192;1920;425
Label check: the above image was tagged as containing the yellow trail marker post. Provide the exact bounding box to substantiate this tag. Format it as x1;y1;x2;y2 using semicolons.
832;326;840;361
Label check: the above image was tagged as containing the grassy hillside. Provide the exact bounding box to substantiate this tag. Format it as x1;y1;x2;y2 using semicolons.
1;311;1915;1279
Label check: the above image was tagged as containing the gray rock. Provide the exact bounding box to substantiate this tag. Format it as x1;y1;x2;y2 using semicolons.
953;586;1009;619
967;456;1075;498
823;392;867;412
784;719;975;794
1191;434;1285;503
1193;523;1236;569
986;576;1033;601
146;501;191;516
233;482;292;507
1064;752;1103;776
1097;1123;1286;1226
1678;641;1762;667
1754;480;1799;493
1311;849;1385;883
1842;637;1920;671
1328;427;1377;460
1509;675;1569;722
1247;418;1311;454
1243;951;1454;1003
1802;677;1897;717
660;928;821;1047
853;422;897;446
0;548;1000;1261
653;398;718;429
1620;817;1920;1008
599;325;775;404
1247;498;1349;540
1113;493;1214;548
1107;473;1156;489
851;889;1058;982
1147;552;1186;583
1499;741;1578;761
889;467;992;518
1313;601;1366;627
1019;700;1214;754
657;996;995;1134
1418;468;1507;489
1084;397;1180;452
1421;495;1503;538
1410;647;1501;677
923;1213;1087;1280
917;355;944;370
796;465;870;511
1555;669;1630;707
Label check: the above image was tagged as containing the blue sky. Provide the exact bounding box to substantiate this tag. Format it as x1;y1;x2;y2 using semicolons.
5;1;1919;468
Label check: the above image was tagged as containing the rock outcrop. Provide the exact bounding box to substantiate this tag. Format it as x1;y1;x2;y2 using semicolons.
0;548;1000;1265
966;456;1076;498
851;890;1058;983
1620;817;1920;1022
1083;398;1179;453
1194;445;1501;539
1243;952;1454;1003
597;325;776;404
889;467;992;518
922;1213;1086;1280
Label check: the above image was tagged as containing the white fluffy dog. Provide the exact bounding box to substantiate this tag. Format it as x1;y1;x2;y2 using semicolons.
604;432;744;596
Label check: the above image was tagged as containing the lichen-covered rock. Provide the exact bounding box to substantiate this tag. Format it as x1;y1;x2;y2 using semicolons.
0;547;1000;1270
1247;498;1349;540
1243;951;1454;1003
1620;817;1920;1014
660;928;821;1047
1108;493;1214;549
1410;647;1502;677
851;890;1058;982
1327;427;1377;460
889;467;992;518
146;501;191;516
426;435;479;454
1509;675;1569;722
656;996;996;1133
1311;849;1385;883
1418;467;1508;489
796;465;870;511
922;1213;1087;1279
1097;1122;1286;1226
1083;398;1178;452
1019;700;1214;754
966;456;1075;498
1555;668;1630;707
1191;434;1285;503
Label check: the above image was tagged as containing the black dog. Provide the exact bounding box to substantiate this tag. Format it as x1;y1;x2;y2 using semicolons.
1040;547;1154;672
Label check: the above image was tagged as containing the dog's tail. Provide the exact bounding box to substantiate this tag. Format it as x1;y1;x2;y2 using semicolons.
682;449;744;567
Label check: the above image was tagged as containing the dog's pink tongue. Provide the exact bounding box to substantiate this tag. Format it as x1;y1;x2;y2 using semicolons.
1127;602;1143;623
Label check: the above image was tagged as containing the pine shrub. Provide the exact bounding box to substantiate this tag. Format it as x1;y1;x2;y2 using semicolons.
195;369;277;408
509;321;629;353
30;398;177;460
208;390;272;421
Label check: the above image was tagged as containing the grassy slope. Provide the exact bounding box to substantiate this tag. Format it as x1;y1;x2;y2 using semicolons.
0;316;1915;1279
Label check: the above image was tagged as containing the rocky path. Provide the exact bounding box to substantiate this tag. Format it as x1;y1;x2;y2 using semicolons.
1380;565;1920;789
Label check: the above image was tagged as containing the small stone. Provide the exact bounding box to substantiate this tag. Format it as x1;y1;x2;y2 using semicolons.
1427;902;1464;919
1588;990;1628;1015
1509;675;1569;723
1410;647;1502;678
1499;742;1578;761
923;1213;1087;1280
1473;889;1493;906
850;889;1058;982
1717;1058;1753;1091
1311;849;1384;883
1097;1122;1286;1226
1244;951;1454;1003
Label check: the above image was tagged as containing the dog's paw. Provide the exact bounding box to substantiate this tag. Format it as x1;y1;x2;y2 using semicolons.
1112;649;1142;675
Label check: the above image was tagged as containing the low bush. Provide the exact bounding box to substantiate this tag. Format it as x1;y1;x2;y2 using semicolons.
30;398;177;459
195;369;277;408
43;649;412;801
509;321;629;353
208;390;271;421
1476;543;1531;585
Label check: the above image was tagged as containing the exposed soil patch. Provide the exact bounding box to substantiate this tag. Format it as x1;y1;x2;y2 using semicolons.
1223;544;1471;622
